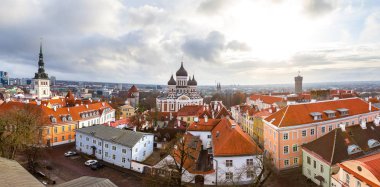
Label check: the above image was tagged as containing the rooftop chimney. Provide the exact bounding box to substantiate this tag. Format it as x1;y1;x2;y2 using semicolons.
205;115;208;123
369;102;372;112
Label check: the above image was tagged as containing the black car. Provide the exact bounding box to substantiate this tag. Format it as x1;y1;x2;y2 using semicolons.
90;162;104;170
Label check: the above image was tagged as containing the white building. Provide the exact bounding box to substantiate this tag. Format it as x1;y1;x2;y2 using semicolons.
156;62;203;112
76;125;154;169
152;117;263;185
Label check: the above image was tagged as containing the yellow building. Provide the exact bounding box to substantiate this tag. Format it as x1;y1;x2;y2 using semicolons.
119;104;135;118
240;108;271;147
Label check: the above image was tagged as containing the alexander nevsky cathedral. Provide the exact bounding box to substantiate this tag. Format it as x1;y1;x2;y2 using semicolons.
156;62;203;112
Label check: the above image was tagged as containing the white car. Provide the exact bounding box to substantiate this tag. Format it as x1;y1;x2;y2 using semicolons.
84;160;98;166
64;151;77;157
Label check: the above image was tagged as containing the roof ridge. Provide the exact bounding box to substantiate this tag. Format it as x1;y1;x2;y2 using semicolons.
278;105;290;128
330;129;338;164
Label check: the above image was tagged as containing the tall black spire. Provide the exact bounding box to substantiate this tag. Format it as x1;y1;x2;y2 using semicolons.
34;41;49;79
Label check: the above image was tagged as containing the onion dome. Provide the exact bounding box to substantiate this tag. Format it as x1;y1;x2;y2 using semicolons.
188;76;194;85
168;75;176;85
192;75;197;86
176;62;188;76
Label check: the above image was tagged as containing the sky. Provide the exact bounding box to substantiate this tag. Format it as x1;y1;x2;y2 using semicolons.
1;0;380;85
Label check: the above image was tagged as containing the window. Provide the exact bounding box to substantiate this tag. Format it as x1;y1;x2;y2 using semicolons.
356;180;361;187
98;150;101;154
144;143;146;147
112;146;116;150
293;157;298;165
122;157;126;163
247;170;254;178
112;154;116;160
329;125;333;132
313;160;316;169
62;126;65;132
293;144;298;152
68;125;72;131
86;137;89;141
346;174;350;185
207;135;212;139
62;136;65;141
284;159;289;166
86;145;88;149
143;151;146;156
225;172;233;180
54;127;58;133
105;144;108;148
283;133;289;140
46;128;50;135
320;165;324;173
54;137;57;142
105;152;108;157
302;130;307;137
310;129;315;135
98;142;102;146
247;159;254;166
307;156;311;165
135;148;138;152
321;126;326;133
226;160;233;167
283;146;289;154
122;149;126;153
80;142;82;147
93;140;96;144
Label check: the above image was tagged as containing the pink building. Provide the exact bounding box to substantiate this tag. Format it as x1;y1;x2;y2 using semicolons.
263;98;379;171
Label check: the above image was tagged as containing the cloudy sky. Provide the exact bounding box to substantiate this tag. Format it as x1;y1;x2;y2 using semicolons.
1;0;380;85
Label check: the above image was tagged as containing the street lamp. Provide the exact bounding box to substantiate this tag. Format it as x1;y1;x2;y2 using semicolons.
211;156;218;186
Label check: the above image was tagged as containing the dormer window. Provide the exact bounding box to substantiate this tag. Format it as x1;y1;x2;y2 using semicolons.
337;108;349;116
51;117;57;123
368;139;380;149
61;116;67;122
324;110;336;118
310;112;322;120
347;144;362;155
67;115;73;121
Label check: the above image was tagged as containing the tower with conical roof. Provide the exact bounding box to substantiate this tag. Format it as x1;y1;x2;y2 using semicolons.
32;41;51;100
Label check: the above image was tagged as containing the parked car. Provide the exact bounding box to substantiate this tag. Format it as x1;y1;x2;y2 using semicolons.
84;159;98;166
90;162;104;170
64;151;77;157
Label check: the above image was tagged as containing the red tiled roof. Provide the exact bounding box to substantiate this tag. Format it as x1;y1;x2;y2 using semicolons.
265;98;378;127
215;106;233;119
211;118;262;156
0;101;114;125
356;153;380;182
177;105;204;117
109;118;130;127
188;119;221;131
249;94;284;104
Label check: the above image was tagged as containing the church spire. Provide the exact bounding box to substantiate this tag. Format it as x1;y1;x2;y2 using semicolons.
34;40;49;79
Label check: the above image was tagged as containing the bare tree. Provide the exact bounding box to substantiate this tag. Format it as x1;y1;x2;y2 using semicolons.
0;104;44;159
150;133;199;186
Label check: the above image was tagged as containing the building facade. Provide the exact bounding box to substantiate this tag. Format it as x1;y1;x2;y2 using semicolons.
75;125;154;169
156;62;203;112
263;98;380;171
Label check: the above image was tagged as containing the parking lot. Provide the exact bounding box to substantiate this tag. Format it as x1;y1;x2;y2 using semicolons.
39;143;144;186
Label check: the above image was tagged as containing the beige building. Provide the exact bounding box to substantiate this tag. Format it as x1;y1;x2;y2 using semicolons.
119;103;135;118
331;153;380;187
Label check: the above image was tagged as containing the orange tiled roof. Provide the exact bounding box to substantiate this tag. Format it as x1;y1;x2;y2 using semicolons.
211;118;262;156
0;101;114;126
188;118;221;131
177;105;204;117
215;106;233;119
264;98;378;128
249;94;284;104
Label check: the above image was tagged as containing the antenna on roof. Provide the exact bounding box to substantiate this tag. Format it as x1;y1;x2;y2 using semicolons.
298;70;301;76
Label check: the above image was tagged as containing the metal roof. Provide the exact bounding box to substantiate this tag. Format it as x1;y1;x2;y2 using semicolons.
56;176;117;187
0;157;44;187
76;125;152;148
